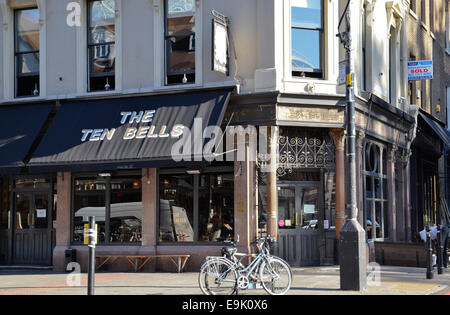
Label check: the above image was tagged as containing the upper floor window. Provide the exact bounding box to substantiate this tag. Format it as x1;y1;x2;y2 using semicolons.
164;0;196;85
14;8;40;97
291;0;323;79
88;0;115;92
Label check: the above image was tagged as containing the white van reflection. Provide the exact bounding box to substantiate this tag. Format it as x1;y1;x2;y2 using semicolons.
74;202;142;242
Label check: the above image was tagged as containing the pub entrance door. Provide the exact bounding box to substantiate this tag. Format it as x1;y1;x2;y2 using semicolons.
12;182;54;266
277;182;324;266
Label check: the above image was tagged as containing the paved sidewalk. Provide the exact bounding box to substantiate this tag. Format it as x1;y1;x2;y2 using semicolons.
0;265;448;295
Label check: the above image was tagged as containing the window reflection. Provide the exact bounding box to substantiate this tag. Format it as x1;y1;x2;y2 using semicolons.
110;177;142;243
159;175;194;242
198;174;234;242
291;0;323;78
14;8;40;97
73;178;106;243
165;0;196;85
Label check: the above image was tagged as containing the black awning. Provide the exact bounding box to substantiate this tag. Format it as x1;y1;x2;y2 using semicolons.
28;88;233;172
419;112;450;148
0;103;54;174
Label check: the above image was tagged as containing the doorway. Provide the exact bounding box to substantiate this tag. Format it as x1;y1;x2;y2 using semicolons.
277;182;324;266
11;178;54;266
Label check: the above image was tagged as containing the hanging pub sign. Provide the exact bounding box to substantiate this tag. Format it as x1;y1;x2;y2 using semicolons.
408;60;433;81
212;10;230;76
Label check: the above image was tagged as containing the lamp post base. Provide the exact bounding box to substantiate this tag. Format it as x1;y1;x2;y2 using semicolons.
339;219;367;291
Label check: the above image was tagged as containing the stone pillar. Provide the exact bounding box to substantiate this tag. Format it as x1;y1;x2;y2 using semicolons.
142;168;157;247
329;128;346;238
234;133;256;253
266;126;279;240
53;172;71;271
355;130;365;227
387;144;398;242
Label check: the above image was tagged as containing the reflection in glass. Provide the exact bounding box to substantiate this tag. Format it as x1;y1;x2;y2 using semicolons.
88;0;115;91
167;36;195;73
14;8;40;97
73;178;106;243
110;177;142;243
88;0;115;44
159;175;194;242
198;174;234;242
291;0;323;78
301;187;319;229
278;187;296;229
165;0;196;84
15;9;40;52
324;171;336;229
15;193;30;230
89;44;115;74
16;53;40;74
0;180;9;229
291;0;322;29
292;29;321;71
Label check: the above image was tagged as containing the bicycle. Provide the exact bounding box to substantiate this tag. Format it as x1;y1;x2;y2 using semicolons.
198;236;292;295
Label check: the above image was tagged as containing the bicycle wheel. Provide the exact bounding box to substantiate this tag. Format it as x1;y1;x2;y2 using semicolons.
259;257;292;295
199;258;238;295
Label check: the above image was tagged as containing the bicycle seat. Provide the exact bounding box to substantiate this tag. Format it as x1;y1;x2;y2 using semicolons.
221;246;237;259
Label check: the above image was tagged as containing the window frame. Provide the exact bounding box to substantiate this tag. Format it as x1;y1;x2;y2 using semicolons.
86;0;116;92
163;0;197;86
290;0;325;79
362;140;389;241
158;167;234;245
13;7;40;98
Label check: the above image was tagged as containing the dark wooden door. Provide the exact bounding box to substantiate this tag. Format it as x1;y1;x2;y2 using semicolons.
277;183;323;266
13;192;53;265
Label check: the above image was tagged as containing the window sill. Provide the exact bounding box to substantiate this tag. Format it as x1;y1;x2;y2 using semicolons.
409;10;418;21
420;21;429;32
0;95;45;105
283;77;338;86
446;49;450;56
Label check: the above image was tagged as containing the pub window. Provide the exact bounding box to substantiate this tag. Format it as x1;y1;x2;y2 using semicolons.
14;8;40;97
72;174;142;244
159;172;234;243
291;0;324;79
363;142;389;240
88;0;115;92
198;174;234;242
164;0;196;85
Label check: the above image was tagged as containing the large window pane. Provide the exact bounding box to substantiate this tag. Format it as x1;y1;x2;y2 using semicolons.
88;0;115;44
291;0;322;29
278;187;296;230
292;28;321;71
159;175;194;242
198;174;234;242
16;53;40;74
110;176;142;243
89;44;115;74
73;178;106;243
166;36;195;73
15;9;40;53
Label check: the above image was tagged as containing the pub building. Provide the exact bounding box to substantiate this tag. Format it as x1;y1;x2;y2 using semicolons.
0;86;416;271
0;0;419;271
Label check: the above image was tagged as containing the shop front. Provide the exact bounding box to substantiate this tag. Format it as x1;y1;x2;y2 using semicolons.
0;88;238;270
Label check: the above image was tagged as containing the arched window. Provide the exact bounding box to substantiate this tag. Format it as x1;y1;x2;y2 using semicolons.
363;141;389;240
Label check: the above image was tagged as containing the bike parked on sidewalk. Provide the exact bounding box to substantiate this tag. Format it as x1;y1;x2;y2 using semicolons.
198;236;292;295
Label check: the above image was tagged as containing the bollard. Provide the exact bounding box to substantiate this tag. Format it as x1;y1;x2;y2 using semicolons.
437;225;444;275
87;216;96;295
426;225;434;279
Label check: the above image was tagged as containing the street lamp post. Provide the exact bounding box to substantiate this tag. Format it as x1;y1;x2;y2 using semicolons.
337;0;367;291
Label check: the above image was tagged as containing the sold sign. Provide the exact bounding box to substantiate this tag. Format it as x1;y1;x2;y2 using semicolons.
408;60;433;81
